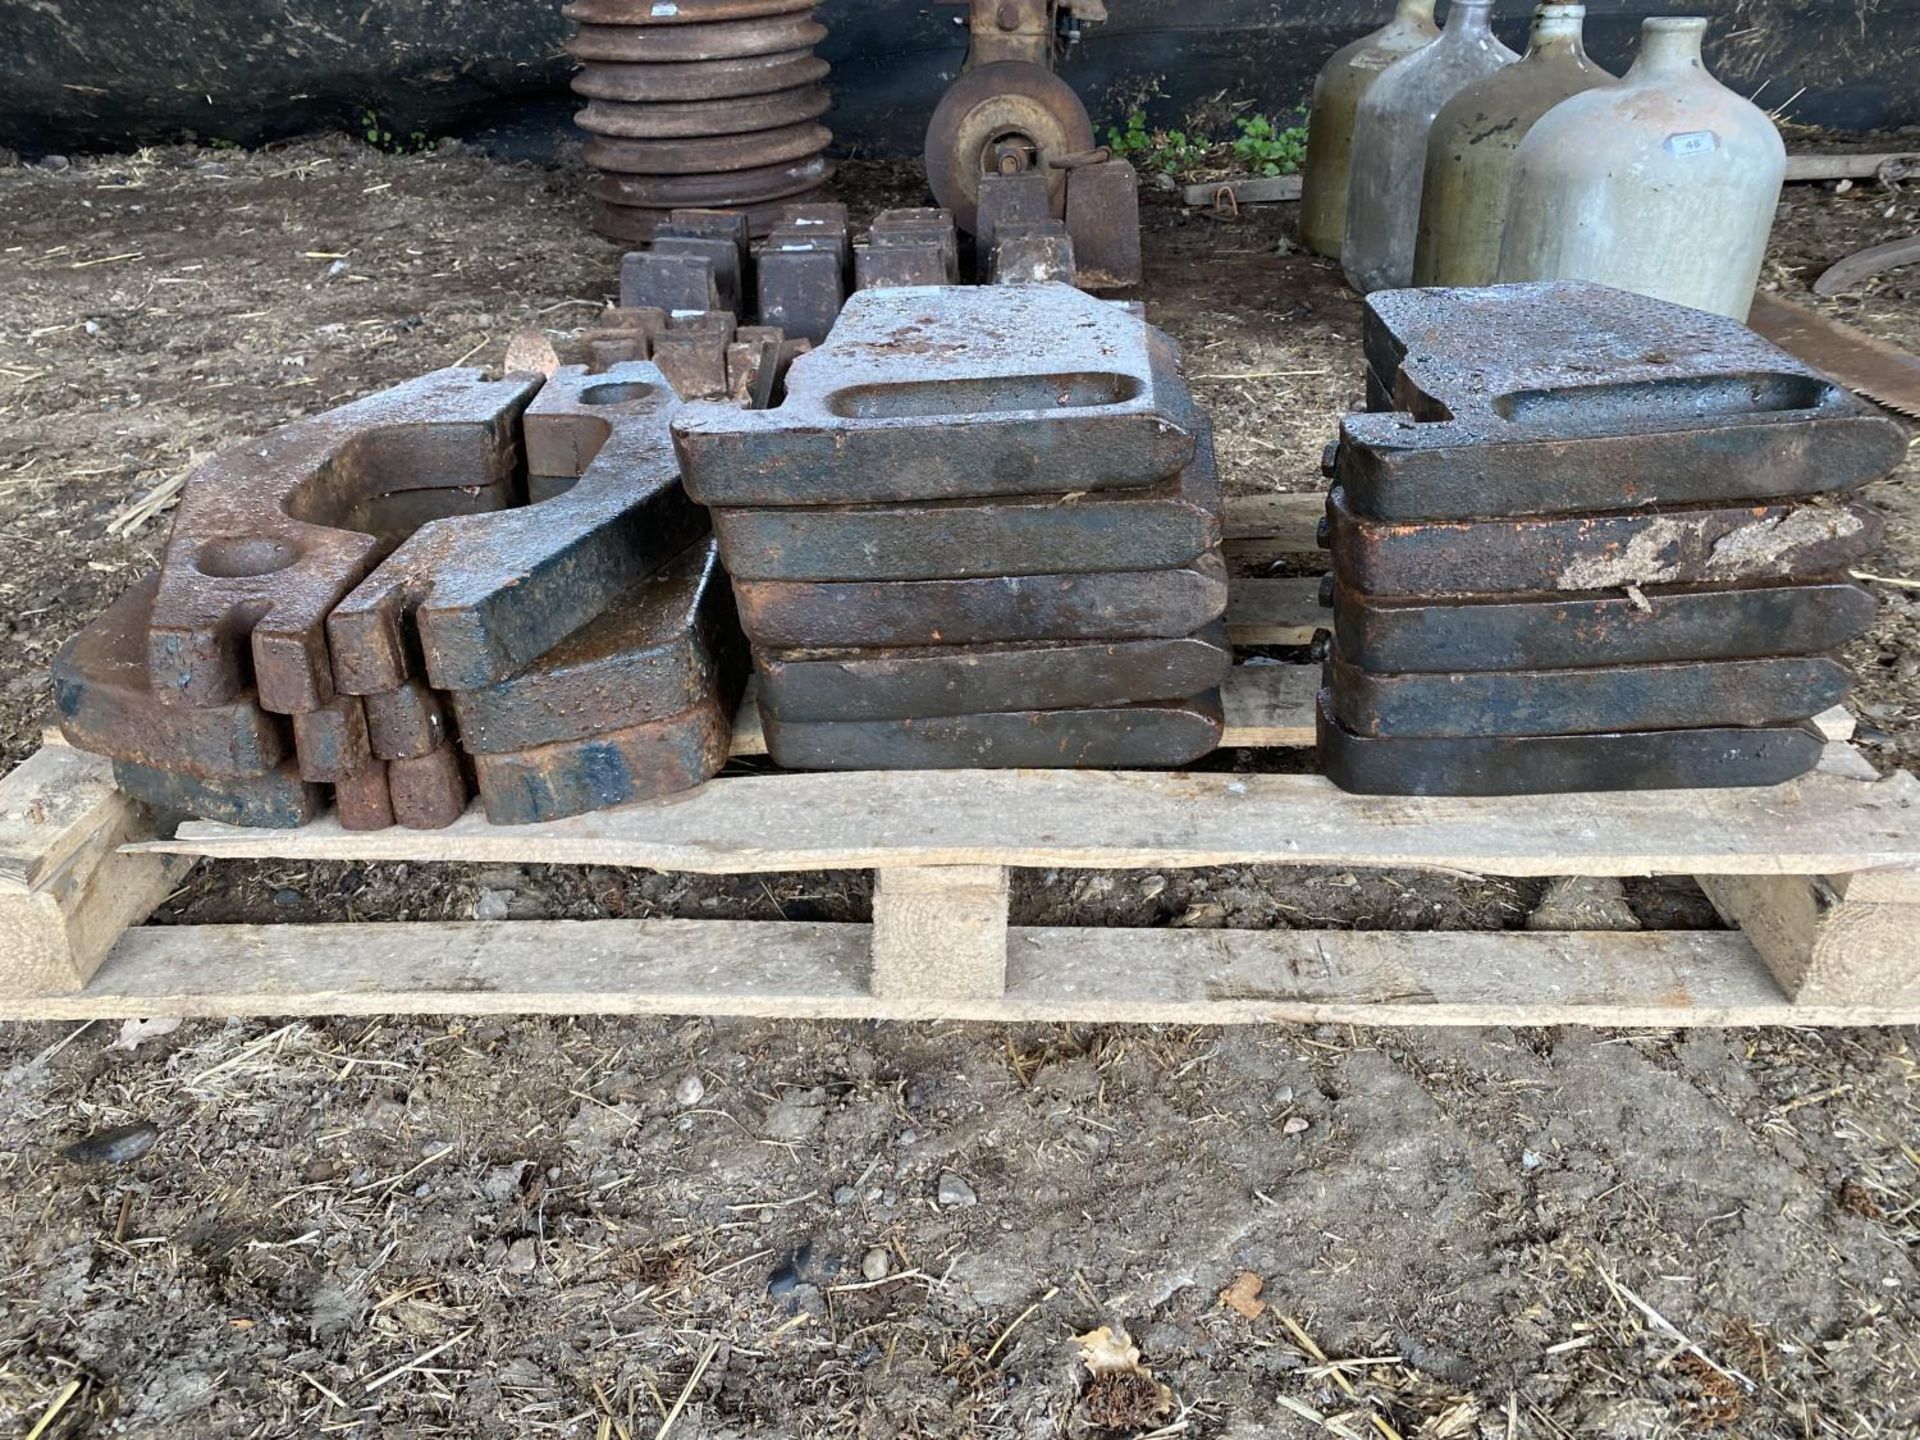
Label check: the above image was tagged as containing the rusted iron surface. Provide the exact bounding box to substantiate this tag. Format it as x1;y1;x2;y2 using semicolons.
732;550;1229;649
583;123;833;177
566;0;832;247
726;329;806;404
572;52;831;105
472;692;736;824
592;180;835;245
925;63;1092;236
585;304;668;360
653;233;744;312
619;249;721;313
334;762;395;832
989;220;1076;285
1328;578;1878;674
1326;650;1850;739
855;242;950;290
1315;691;1824;796
1064;158;1142;290
147;369;538;715
761;692;1223;770
575;86;829;141
868;208;961;282
972;170;1052;274
1336;282;1908;520
64;362;745;830
568;14;827;63
652;312;736;400
450;538;745;753
756;624;1231;722
673;283;1199;505
590;159;834;212
112;759;325;830
362;680;452;761
1323;488;1885;599
1748;291;1920;422
709;426;1220;580
54;575;290;779
289;695;372;784
565;0;817;23
386;742;471;830
754;219;847;344
328;363;705;694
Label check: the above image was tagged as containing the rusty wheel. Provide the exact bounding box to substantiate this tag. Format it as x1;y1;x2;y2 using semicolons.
923;61;1093;234
574;85;829;139
570;50;829;101
569;15;826;62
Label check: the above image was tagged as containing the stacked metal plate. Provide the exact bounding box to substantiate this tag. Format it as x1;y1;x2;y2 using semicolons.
672;281;1231;769
565;0;834;244
55;364;747;829
1316;281;1905;796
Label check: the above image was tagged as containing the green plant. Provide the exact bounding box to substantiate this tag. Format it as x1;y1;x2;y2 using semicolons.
1104;108;1308;180
1231;114;1307;177
359;109;433;154
1105;110;1207;177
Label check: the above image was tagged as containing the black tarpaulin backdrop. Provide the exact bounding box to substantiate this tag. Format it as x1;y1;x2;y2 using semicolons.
1;1;1914;155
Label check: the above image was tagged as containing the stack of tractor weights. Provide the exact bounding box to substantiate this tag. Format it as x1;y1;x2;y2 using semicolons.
55;365;747;830
565;0;834;244
1315;281;1903;795
585;202;839;408
607;184;1126;408
671;282;1230;768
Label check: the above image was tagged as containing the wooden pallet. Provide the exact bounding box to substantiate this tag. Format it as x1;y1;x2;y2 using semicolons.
6;493;1919;1027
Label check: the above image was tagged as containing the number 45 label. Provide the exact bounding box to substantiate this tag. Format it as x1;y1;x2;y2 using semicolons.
1665;130;1719;157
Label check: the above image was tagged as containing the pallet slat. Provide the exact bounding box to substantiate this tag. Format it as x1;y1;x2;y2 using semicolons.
14;918;1918;1026
135;748;1920;879
1226;576;1321;644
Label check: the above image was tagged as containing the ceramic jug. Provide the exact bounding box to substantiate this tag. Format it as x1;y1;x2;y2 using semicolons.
1413;4;1610;286
1496;16;1786;319
1299;0;1441;259
1343;0;1518;293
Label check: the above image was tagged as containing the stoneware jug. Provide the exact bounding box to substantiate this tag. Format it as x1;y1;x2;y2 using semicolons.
1342;0;1518;293
1496;16;1786;319
1300;0;1441;259
1413;4;1610;286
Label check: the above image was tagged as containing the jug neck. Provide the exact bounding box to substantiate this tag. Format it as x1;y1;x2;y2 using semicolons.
1527;4;1589;59
1440;0;1496;39
1630;16;1708;78
1394;0;1438;23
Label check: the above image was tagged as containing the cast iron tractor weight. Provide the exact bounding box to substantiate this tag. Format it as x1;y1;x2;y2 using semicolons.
924;0;1140;288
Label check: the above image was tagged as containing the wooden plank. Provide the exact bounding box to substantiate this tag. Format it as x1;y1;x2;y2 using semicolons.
8;917;1917;1026
732;661;1318;759
870;865;1009;1000
1224;491;1324;561
1226;576;1321;645
1;744;132;891
1220;661;1316;744
137;751;1920;879
1699;874;1920;1006
1785;151;1919;181
1182;173;1304;207
0;745;190;995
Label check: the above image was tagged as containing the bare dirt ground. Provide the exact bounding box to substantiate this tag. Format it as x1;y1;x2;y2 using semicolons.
0;141;1917;1439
